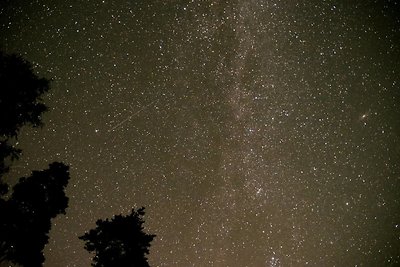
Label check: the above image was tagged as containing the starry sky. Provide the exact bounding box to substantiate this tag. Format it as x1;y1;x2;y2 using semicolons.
1;0;400;266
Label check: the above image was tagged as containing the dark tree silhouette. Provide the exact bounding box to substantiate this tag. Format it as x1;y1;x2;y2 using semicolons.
0;51;50;178
0;51;70;266
0;162;70;266
80;207;156;267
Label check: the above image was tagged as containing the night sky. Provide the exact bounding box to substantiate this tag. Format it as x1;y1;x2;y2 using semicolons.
1;0;400;266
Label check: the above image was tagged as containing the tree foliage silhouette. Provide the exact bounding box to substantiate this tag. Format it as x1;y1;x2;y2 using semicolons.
0;162;70;266
0;51;70;266
0;51;50;178
79;207;156;267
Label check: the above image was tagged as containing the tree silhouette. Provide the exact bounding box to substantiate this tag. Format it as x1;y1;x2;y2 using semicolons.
0;162;70;266
0;51;70;266
79;207;156;267
0;51;50;178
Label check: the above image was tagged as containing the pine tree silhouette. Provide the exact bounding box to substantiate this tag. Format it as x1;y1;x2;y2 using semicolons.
80;208;156;267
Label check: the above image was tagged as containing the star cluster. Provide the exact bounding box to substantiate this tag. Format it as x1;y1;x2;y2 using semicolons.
1;1;399;266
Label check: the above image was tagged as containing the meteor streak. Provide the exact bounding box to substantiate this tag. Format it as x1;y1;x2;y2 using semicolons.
108;99;160;132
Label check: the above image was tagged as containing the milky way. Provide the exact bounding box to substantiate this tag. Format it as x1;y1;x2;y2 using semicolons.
1;1;399;266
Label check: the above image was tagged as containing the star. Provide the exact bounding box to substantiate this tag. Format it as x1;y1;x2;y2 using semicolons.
1;1;399;266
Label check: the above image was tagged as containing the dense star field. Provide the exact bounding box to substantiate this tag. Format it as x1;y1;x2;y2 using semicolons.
1;1;399;266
